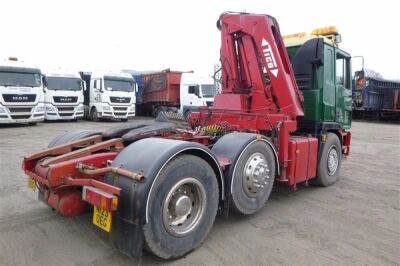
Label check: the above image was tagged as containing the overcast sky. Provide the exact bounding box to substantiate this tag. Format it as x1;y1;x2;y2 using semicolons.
1;0;399;79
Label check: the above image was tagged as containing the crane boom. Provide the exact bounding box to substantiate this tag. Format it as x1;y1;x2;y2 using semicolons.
217;12;304;120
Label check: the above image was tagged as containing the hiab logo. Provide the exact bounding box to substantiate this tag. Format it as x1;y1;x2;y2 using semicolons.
261;38;279;77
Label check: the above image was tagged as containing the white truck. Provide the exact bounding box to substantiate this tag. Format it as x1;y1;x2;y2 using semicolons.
0;57;45;125
44;71;85;121
180;73;217;118
79;71;136;121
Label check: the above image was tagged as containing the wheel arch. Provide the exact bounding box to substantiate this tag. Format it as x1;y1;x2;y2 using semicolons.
145;146;224;223
327;130;343;145
106;138;224;224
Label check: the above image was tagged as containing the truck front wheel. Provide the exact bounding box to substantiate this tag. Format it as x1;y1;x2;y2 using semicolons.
90;107;100;122
315;133;342;186
143;154;219;259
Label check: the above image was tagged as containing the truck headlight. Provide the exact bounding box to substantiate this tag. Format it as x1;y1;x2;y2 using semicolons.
46;106;56;112
36;106;46;113
103;106;111;111
129;105;135;111
0;107;6;114
76;105;84;111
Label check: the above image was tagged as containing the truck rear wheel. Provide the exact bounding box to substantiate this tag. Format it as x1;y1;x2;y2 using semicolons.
143;154;219;259
315;133;342;186
230;141;275;215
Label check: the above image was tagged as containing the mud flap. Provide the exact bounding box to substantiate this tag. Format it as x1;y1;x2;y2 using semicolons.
111;215;144;258
103;138;224;258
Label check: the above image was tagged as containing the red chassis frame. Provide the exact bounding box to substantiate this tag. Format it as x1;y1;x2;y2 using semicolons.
22;132;215;216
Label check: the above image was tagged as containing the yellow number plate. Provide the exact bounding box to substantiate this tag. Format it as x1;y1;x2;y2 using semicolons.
93;206;112;232
28;176;37;191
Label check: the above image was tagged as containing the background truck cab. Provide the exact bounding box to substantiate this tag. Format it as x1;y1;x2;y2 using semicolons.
180;72;217;118
0;57;45;125
79;71;136;122
44;71;85;121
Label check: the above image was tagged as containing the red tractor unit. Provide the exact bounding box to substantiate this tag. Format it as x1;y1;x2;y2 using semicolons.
23;12;352;259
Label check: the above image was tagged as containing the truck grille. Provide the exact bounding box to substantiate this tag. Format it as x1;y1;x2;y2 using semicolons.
57;107;75;112
110;97;130;103
59;113;74;117
53;96;78;103
2;94;36;102
8;107;32;113
113;107;128;111
11;114;31;119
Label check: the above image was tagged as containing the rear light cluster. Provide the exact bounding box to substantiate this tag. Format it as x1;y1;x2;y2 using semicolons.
82;186;118;211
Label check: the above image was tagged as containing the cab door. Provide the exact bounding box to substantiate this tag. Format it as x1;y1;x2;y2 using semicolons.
335;50;352;128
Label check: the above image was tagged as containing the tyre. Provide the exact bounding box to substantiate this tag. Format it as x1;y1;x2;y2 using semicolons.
314;133;342;186
143;154;219;259
167;107;179;113
184;110;192;121
230;141;275;215
90;107;100;122
153;106;166;118
121;118;128;122
48;129;102;148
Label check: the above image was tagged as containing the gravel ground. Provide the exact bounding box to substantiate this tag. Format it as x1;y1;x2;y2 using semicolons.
0;119;399;265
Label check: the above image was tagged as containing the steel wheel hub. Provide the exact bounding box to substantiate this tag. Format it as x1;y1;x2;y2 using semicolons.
162;177;206;237
243;152;270;197
173;195;192;217
327;146;339;176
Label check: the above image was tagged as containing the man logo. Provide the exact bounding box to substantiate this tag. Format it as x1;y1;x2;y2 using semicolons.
60;98;72;102
12;96;28;101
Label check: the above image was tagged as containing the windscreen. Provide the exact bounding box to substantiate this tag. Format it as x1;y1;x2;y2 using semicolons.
201;84;217;97
47;77;82;91
104;78;134;92
0;71;41;87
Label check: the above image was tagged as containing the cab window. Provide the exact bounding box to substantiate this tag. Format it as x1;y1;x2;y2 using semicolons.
336;52;351;89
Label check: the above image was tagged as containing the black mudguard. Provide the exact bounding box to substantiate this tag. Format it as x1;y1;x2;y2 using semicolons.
104;138;223;258
211;132;279;195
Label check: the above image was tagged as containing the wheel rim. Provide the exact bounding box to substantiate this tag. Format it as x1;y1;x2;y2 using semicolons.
327;146;339;176
242;152;270;197
162;177;206;237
